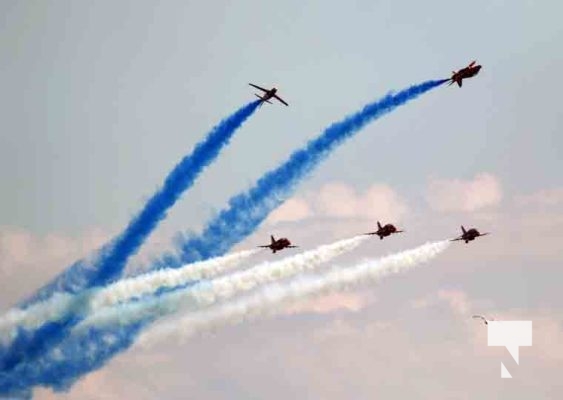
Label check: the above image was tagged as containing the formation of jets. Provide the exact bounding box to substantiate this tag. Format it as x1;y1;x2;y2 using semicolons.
251;65;490;325
254;61;485;253
259;224;489;253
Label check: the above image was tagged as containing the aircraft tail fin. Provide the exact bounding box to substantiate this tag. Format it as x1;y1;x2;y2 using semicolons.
461;225;467;234
377;221;382;230
271;235;275;244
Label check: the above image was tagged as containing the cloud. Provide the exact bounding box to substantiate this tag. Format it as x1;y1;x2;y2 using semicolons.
469;310;563;364
285;292;369;315
437;289;471;315
411;288;472;316
412;289;563;365
515;188;563;208
0;227;110;309
426;173;502;212
0;228;108;270
267;198;312;224
267;182;408;224
315;183;408;221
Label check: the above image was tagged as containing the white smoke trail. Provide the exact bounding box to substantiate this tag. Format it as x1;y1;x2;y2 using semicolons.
75;235;369;331
0;249;258;345
137;240;450;347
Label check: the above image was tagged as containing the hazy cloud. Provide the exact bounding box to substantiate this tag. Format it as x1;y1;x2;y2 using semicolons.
267;182;408;224
267;198;313;224
285;292;369;315
0;227;109;309
426;173;502;212
515;188;563;208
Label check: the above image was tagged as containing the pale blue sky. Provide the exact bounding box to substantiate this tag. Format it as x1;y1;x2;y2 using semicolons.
1;0;561;235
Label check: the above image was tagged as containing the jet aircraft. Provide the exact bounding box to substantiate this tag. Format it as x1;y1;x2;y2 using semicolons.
451;226;489;243
449;61;482;87
258;235;298;253
249;83;289;106
365;221;404;240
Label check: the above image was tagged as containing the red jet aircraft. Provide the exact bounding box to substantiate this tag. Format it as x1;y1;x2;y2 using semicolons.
258;235;298;253
365;221;404;240
451;226;489;243
449;61;482;87
249;83;289;106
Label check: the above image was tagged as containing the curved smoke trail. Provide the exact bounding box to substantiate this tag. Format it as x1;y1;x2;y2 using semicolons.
0;78;446;394
0;100;260;378
75;235;368;330
0;250;258;345
0;236;366;393
159;79;447;267
139;240;450;346
26;100;260;304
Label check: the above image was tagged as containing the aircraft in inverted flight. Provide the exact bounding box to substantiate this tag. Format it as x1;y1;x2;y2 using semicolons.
451;226;489;243
249;83;289;106
365;221;404;240
449;60;482;87
258;235;298;253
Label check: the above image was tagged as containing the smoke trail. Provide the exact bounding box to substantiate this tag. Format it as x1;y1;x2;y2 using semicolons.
1;78;446;392
0;321;148;395
26;100;260;304
139;240;450;346
76;235;368;330
0;250;258;345
0;100;260;375
159;79;447;268
0;236;365;393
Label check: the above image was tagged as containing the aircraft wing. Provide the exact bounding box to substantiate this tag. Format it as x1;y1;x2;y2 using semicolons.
249;83;268;92
287;245;299;248
273;94;289;106
364;232;378;236
257;245;272;248
450;236;464;242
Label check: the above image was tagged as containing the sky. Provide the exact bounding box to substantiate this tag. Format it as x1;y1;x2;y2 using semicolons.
1;0;562;398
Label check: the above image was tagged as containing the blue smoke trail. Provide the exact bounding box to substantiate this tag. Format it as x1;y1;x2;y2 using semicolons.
0;321;148;396
163;79;447;266
0;79;446;394
0;101;260;377
24;100;260;305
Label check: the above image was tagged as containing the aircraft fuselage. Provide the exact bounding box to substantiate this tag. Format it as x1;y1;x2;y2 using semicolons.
451;64;482;87
376;224;399;238
260;88;277;102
